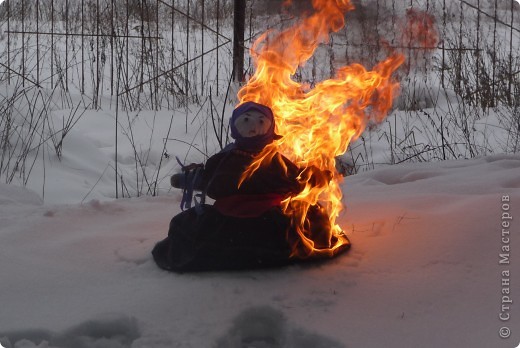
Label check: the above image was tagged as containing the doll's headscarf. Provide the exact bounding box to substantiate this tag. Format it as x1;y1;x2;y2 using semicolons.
230;101;281;152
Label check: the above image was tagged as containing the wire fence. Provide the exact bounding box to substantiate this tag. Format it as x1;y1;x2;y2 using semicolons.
0;0;518;110
0;0;233;110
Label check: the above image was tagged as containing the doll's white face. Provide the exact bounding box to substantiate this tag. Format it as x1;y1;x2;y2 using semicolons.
234;110;272;138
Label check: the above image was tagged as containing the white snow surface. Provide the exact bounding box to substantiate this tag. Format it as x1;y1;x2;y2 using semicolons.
1;152;519;347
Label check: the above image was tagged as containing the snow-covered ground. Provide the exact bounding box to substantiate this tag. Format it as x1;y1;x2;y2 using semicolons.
1;150;519;347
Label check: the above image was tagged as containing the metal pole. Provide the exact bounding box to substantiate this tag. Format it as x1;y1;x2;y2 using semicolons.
441;0;446;88
116;77;119;199
172;0;175;99
36;0;40;86
233;0;245;82
492;0;497;103
81;0;84;94
375;0;380;61
216;0;219;94
508;0;514;105
66;0;69;90
186;0;190;96
476;0;480;103
96;0;100;107
51;0;54;87
457;0;464;93
111;0;115;96
140;0;145;94
156;0;159;108
126;0;129;99
201;0;205;95
21;0;25;87
7;0;10;84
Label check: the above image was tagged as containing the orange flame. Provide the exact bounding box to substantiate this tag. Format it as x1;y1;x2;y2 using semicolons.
238;0;405;259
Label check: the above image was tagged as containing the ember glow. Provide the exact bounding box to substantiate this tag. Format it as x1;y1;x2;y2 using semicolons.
237;0;406;259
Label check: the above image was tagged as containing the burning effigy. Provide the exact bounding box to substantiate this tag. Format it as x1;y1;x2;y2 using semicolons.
154;100;339;271
153;0;414;272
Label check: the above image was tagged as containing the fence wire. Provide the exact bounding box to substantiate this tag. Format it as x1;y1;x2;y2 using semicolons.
0;0;519;110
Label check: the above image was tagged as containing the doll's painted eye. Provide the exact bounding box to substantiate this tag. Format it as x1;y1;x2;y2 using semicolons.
259;119;264;124
244;117;249;122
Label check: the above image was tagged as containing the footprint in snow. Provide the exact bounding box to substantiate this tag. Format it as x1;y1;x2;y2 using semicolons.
214;305;345;348
0;314;139;348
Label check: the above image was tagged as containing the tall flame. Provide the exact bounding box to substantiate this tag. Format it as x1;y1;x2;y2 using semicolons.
238;0;405;259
